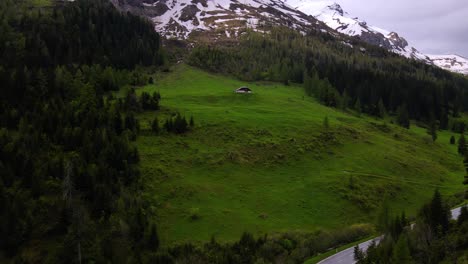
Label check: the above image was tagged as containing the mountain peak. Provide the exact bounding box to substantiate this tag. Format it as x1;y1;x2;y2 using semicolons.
327;3;344;16
286;0;432;64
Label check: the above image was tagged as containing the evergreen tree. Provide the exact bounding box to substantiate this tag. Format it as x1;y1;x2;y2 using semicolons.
151;117;160;134
390;214;404;240
377;199;391;232
450;136;456;145
125;112;138;133
439;109;449;130
303;73;313;96
391;235;412;264
458;134;467;156
164;118;173;133
354;98;362;117
458;206;468;225
397;105;410;129
323;116;330;130
427;118;438;142
148;223;160;251
378;98;386;118
341;89;350;111
113;110;123;135
353;245;364;262
427;189;449;235
189;116;194;127
152;92;161;101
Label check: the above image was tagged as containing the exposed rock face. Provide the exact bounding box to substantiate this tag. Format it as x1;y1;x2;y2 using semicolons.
179;4;200;26
110;0;467;75
360;31;389;48
110;0;328;39
387;32;408;49
285;1;432;63
328;3;343;16
110;0;169;17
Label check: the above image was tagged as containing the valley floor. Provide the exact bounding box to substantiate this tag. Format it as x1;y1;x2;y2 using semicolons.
133;64;465;245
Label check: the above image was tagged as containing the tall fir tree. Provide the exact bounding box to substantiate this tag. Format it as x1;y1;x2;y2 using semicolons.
354;98;362;117
391;235;413;264
378;98;386;118
397;105;410;129
458;134;467;156
427;117;438;142
147;223;160;251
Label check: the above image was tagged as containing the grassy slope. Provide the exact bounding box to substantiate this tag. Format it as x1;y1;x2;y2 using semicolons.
30;0;53;7
133;64;465;245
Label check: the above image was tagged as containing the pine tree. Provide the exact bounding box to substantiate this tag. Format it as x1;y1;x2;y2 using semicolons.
164;118;173;133
189;116;194;127
397;105;410;129
341;89;350;110
439;109;448;130
148;223;160;251
458;134;467;155
113;110;123;135
428;189;449;234
391;235;412;264
377;199;391;232
378;98;386;118
354;98;362;117
463;154;468;186
427;118;438;142
390;214;404;240
323;116;330;130
458;206;468;225
353;245;364;262
151;117;160;134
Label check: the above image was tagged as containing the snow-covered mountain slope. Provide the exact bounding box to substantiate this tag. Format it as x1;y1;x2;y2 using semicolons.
427;54;468;75
110;0;468;75
286;1;432;63
111;0;327;39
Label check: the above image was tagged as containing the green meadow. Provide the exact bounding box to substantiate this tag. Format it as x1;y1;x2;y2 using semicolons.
132;64;465;245
30;0;53;7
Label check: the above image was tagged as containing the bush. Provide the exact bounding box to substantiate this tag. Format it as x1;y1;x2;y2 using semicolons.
450;135;456;144
189;208;200;221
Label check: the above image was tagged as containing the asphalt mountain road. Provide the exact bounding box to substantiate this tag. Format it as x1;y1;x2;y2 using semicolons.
316;206;465;264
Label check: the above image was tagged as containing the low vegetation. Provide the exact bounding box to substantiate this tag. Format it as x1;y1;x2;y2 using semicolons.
356;190;468;263
134;65;466;251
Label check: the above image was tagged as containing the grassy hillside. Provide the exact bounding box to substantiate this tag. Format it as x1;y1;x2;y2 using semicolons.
132;64;465;245
30;0;53;7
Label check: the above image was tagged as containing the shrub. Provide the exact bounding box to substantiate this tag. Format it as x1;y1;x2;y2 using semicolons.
189;208;200;221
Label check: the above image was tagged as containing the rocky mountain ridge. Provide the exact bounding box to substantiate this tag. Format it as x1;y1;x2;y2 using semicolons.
286;1;432;63
111;0;329;40
110;0;467;75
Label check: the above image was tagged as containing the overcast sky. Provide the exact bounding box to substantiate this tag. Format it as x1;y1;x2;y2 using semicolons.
315;0;468;57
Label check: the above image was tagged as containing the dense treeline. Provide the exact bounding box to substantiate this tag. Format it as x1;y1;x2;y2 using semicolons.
356;190;468;263
148;225;372;263
188;28;468;127
1;0;163;103
0;0;164;262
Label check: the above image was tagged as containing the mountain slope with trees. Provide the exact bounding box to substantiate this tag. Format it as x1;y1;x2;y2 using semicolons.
132;64;466;263
1;0;467;263
188;27;468;127
0;0;164;262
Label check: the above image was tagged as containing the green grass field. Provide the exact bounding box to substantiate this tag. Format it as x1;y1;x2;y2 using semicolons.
30;0;53;7
132;64;465;246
